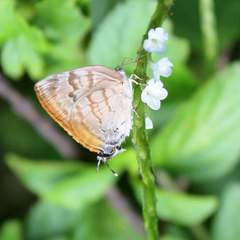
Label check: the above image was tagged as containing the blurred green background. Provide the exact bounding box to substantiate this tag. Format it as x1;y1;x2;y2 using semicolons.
1;0;240;239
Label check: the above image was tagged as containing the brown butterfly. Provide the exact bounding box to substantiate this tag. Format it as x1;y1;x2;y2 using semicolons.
34;66;133;175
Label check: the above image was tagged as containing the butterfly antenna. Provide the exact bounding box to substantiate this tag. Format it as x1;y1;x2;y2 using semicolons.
119;52;149;68
105;162;118;177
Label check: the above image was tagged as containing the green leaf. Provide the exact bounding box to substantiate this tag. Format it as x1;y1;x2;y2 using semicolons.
0;0;27;46
169;0;202;52
6;154;119;210
132;179;217;226
212;183;240;240
26;201;79;240
87;0;156;74
152;62;240;182
43;166;118;210
1;27;46;80
161;237;187;240
0;109;59;158
90;0;123;30
43;42;85;77
156;190;217;226
6;154;84;195
215;0;240;50
34;0;89;41
1;36;24;79
72;199;144;240
26;199;144;240
0;220;22;240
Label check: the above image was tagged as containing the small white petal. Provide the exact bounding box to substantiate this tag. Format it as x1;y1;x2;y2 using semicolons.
141;88;150;103
145;117;153;129
147;96;160;110
143;39;153;53
153;57;173;79
148;29;156;39
141;79;167;110
143;27;168;54
155;27;169;41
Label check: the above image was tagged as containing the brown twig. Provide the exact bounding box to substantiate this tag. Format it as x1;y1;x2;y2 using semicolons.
0;73;78;159
106;187;145;236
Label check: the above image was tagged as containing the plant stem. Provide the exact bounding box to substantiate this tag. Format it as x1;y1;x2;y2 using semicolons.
199;0;218;76
132;1;173;239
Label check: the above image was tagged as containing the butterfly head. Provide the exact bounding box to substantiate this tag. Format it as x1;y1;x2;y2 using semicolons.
96;145;126;176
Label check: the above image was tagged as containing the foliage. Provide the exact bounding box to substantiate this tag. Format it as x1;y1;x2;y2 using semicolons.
0;0;240;239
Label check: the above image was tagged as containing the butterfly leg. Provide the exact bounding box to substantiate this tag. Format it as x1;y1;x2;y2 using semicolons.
131;106;141;119
129;74;147;86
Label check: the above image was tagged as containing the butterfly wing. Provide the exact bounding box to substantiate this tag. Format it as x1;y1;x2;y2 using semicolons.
34;66;132;154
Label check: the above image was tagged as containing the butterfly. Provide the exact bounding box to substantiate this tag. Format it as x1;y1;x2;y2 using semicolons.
34;65;133;175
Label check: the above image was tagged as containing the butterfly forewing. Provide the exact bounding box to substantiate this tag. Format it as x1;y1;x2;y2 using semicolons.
34;66;132;156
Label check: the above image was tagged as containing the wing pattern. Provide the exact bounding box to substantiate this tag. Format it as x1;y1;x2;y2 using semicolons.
34;66;132;155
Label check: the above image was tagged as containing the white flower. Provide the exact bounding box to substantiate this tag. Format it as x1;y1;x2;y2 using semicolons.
141;79;168;110
143;27;168;54
153;57;173;81
145;117;153;129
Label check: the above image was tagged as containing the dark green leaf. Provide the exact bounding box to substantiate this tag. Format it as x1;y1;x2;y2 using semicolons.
34;0;89;41
169;0;201;52
215;0;240;50
6;154;119;210
26;201;78;240
72;199;144;240
90;0;124;30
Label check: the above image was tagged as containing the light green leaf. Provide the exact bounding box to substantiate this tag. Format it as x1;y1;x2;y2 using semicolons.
6;154;85;195
156;189;217;226
34;0;89;41
1;27;46;80
0;220;22;240
87;0;156;74
152;62;240;182
0;0;27;46
132;179;218;226
212;183;240;240
1;36;24;79
43;166;118;210
43;42;85;77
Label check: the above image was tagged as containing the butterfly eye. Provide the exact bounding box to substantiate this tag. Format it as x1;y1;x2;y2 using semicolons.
102;145;116;158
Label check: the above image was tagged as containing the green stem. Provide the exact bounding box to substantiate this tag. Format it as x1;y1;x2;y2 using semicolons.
132;1;173;239
199;0;218;76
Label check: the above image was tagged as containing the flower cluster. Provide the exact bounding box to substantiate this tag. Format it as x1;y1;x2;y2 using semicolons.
141;27;173;129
